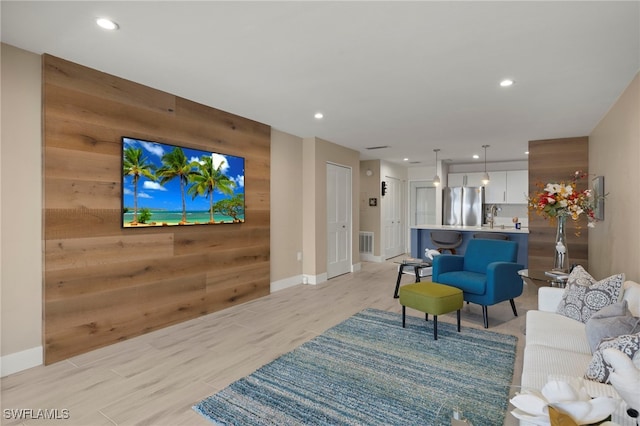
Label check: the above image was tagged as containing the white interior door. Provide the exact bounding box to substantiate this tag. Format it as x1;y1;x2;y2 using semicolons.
383;176;404;259
327;163;351;279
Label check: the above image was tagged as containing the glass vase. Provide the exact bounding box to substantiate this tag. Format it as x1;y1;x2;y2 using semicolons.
549;406;611;425
553;215;570;273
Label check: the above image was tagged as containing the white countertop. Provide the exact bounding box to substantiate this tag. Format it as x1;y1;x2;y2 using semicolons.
411;224;529;234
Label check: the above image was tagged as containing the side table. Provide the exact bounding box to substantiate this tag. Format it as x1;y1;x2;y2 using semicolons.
393;258;432;298
518;269;569;288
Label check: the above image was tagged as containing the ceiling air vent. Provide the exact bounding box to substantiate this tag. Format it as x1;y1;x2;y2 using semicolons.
365;145;390;150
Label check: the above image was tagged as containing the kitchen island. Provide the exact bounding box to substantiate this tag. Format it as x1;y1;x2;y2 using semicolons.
410;225;529;267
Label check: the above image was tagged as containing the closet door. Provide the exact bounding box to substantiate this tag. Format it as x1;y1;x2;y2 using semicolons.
327;163;352;279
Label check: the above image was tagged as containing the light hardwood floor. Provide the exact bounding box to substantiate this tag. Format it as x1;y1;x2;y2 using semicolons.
1;258;538;426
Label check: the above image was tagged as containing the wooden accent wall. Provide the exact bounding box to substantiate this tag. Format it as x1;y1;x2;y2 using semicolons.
528;137;589;271
43;55;271;364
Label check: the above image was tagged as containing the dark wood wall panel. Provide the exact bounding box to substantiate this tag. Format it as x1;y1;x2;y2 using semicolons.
43;54;271;364
528;137;589;271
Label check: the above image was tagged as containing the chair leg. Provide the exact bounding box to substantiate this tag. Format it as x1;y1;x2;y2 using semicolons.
394;265;405;298
433;315;438;340
482;305;489;328
402;305;406;328
457;309;461;332
425;313;429;321
510;299;518;317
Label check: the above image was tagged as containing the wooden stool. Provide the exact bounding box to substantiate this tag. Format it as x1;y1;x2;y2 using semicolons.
399;282;463;340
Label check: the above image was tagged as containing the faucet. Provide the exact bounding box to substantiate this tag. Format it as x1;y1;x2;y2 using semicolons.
488;204;498;229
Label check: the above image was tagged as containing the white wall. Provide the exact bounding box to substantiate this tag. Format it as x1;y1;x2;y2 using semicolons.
589;72;640;281
380;161;408;256
359;160;381;258
1;44;43;375
359;160;411;260
270;129;304;291
302;137;360;281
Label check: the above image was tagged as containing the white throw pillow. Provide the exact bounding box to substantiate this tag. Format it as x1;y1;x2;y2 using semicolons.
556;266;625;323
602;348;640;411
622;280;640;317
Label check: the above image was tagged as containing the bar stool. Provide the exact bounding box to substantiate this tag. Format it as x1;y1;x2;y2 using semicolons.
430;231;463;254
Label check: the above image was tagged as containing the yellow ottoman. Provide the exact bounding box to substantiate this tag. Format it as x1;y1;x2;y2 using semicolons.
399;282;463;340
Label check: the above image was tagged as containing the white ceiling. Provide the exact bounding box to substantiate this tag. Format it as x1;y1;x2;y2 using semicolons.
2;1;639;166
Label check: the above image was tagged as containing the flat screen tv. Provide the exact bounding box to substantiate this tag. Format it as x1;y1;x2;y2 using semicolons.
121;136;245;227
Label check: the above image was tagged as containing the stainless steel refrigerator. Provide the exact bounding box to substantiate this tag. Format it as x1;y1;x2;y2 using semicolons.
443;187;484;226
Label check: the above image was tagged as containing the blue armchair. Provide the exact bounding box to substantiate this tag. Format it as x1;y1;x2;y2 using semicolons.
432;239;524;328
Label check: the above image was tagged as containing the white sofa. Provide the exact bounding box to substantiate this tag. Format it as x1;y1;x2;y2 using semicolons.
521;280;640;426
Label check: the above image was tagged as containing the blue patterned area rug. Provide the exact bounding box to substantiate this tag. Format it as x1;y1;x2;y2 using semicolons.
194;308;517;426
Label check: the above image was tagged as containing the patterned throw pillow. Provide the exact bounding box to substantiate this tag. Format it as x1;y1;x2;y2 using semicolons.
585;332;640;383
556;266;625;323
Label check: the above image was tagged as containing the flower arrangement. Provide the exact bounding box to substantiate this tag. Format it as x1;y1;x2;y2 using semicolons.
528;171;599;233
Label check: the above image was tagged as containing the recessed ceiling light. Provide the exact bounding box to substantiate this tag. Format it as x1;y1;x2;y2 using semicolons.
525;151;530;155
314;112;324;119
403;158;409;162
473;154;480;159
96;18;119;30
500;79;515;87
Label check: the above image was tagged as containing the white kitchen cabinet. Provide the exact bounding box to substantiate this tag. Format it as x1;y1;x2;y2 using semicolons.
447;173;465;187
464;172;486;187
447;172;485;187
506;170;529;204
449;170;528;204
484;171;507;203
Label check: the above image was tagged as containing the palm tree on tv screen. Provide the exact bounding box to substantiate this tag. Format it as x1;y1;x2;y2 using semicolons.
189;155;234;223
156;147;198;224
122;147;155;225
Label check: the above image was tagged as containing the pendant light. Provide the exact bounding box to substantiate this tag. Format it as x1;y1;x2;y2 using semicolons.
481;145;490;185
433;149;441;186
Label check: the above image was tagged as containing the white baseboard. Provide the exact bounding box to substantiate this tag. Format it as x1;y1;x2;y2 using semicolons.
270;271;337;290
270;272;331;290
273;267;368;290
360;253;383;263
304;273;327;285
1;346;43;377
270;275;303;292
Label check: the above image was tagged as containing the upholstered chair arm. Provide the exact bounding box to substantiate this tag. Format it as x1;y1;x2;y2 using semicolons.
538;287;565;312
484;262;525;304
432;255;465;281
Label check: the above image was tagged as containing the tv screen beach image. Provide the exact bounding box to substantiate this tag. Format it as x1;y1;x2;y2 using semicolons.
122;137;245;227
